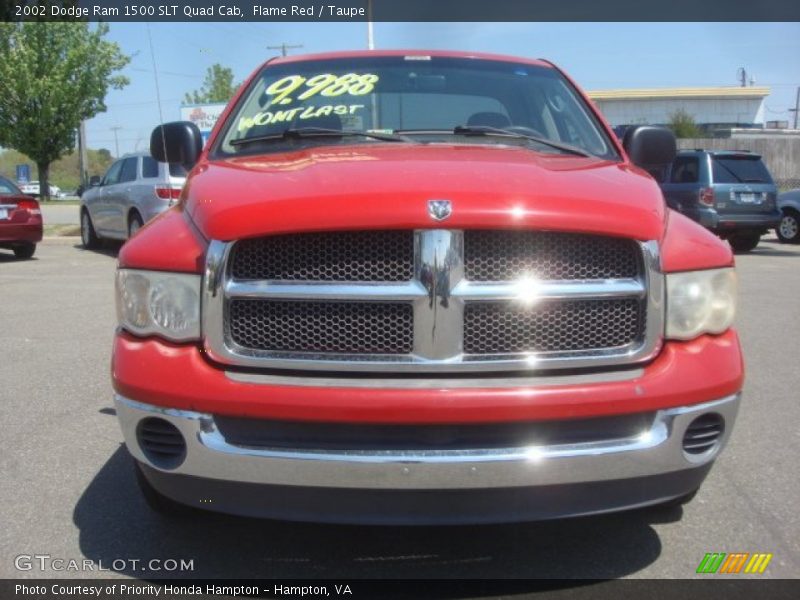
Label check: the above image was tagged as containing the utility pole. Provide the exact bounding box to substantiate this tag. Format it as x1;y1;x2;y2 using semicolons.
267;43;303;57
790;86;800;130
110;126;122;158
737;67;748;88
77;121;88;189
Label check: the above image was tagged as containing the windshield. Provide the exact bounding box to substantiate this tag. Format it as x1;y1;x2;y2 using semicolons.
216;56;617;159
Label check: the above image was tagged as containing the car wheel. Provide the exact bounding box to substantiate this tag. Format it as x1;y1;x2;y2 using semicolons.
128;212;144;239
13;243;36;259
133;460;194;517
80;210;100;249
777;209;800;244
728;232;761;253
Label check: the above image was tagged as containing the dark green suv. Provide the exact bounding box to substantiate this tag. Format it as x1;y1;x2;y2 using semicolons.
659;150;781;252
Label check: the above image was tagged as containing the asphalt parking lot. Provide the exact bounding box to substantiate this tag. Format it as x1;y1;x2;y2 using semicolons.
0;236;798;582
40;203;80;226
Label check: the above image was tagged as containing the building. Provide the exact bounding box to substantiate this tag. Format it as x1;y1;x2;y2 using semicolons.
587;86;770;132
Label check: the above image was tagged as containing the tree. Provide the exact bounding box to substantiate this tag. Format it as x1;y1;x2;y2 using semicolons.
184;64;238;104
667;109;703;139
0;147;115;191
0;22;130;200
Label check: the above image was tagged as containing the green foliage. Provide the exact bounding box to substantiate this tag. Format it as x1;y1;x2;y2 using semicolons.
0;22;130;199
184;63;238;104
667;109;703;139
0;147;115;191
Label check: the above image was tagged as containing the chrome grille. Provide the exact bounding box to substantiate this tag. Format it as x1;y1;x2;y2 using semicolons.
231;230;414;281
464;299;644;355
464;231;640;281
203;230;663;373
229;300;413;354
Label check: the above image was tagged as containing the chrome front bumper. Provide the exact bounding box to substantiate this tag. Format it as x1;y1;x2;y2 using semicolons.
115;393;740;491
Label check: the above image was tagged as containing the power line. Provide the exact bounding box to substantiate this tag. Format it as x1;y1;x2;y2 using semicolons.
130;67;203;79
106;98;182;108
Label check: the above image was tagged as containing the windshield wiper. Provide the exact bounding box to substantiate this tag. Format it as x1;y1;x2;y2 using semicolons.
394;126;593;157
451;125;593;157
230;127;414;147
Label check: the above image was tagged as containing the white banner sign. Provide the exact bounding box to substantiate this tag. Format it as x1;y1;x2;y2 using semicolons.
180;103;227;135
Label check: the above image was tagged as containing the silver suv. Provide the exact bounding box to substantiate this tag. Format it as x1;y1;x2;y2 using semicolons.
80;152;186;247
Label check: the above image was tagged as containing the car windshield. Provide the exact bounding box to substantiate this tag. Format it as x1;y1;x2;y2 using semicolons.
217;56;617;159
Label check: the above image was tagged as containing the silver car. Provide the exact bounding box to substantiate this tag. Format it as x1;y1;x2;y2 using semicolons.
777;188;800;244
80;152;186;247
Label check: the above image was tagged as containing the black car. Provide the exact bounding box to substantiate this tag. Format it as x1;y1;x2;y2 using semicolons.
659;150;781;252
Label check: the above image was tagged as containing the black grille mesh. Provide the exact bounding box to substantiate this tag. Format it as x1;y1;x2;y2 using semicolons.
464;299;644;354
683;414;724;455
136;418;186;469
464;231;640;281
231;231;414;281
229;300;413;354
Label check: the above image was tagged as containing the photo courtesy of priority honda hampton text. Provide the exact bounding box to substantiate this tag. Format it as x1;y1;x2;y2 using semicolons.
111;50;742;523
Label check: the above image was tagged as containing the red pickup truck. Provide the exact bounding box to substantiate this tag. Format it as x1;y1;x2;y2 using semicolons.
112;50;742;523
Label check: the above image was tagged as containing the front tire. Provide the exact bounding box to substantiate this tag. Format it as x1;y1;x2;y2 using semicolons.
80;210;100;249
13;243;36;259
777;209;800;244
728;232;761;253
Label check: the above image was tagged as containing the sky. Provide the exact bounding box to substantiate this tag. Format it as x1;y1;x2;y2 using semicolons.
86;22;800;156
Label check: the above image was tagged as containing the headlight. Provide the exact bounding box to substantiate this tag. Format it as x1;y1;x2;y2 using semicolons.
666;268;737;340
115;269;201;342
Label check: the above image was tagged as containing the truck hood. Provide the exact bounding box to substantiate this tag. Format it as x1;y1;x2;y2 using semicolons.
186;144;666;241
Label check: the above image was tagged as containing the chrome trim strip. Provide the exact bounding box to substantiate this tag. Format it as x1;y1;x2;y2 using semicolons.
225;367;645;388
202;235;664;373
115;392;740;489
451;278;645;301
226;281;427;301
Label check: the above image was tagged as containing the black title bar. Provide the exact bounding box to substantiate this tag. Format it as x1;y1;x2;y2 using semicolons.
3;0;800;22
2;579;800;600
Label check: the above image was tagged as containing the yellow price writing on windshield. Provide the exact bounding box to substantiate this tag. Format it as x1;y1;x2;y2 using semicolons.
266;73;379;106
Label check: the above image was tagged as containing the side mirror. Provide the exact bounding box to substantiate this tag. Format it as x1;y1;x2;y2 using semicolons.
150;121;203;170
622;126;676;171
89;175;101;187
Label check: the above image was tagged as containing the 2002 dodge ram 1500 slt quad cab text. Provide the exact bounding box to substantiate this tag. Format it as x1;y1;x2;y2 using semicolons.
112;50;742;524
